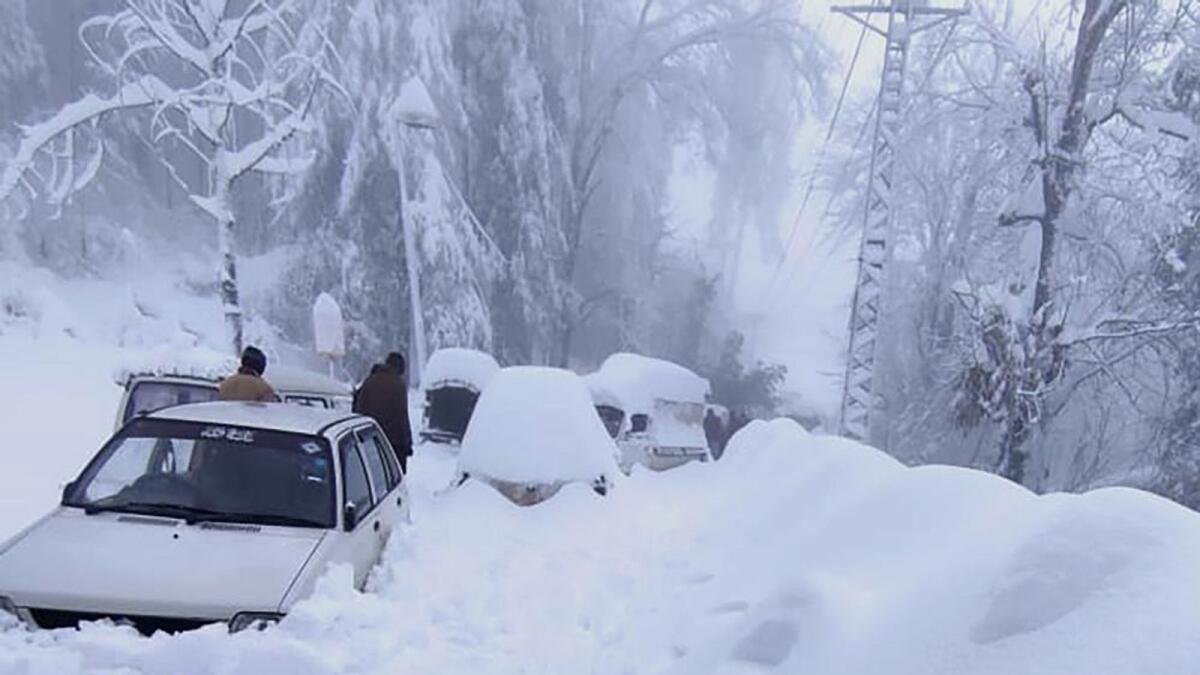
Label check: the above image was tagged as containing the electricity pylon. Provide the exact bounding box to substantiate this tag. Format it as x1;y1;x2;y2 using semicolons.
832;1;967;446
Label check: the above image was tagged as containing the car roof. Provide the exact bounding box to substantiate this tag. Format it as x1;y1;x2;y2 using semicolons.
264;365;352;397
125;367;351;397
147;401;361;435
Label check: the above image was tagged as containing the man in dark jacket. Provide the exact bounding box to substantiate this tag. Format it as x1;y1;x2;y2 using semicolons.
353;352;413;472
218;346;279;402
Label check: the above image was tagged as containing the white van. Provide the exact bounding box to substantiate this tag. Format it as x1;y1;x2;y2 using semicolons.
584;353;713;472
115;365;353;431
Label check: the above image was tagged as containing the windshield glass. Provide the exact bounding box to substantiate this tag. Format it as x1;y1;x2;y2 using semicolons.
124;381;219;422
67;418;335;528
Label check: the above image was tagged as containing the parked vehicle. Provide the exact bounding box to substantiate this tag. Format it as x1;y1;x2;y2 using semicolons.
584;353;713;472
457;367;619;506
419;348;499;446
115;362;353;431
0;402;408;635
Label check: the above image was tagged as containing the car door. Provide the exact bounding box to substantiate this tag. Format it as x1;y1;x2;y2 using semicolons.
335;432;385;588
356;424;408;531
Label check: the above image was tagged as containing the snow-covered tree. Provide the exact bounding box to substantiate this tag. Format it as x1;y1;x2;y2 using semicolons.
865;0;1198;488
0;0;339;354
555;0;826;366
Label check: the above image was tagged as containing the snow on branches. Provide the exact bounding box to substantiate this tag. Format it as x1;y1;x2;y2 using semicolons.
0;0;340;354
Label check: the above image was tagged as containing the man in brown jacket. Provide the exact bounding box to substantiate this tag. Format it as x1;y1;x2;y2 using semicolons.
353;352;413;472
218;346;279;402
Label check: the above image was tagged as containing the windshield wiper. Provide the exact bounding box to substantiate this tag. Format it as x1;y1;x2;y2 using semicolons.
82;502;222;522
187;511;328;529
80;502;326;528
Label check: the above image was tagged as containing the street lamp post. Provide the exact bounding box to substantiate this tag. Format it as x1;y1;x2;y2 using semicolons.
395;76;439;387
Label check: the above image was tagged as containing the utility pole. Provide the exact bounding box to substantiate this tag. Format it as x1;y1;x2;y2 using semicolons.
832;1;966;446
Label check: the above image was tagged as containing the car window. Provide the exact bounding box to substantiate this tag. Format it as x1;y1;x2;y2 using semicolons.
358;427;401;490
284;395;329;409
124;381;218;422
339;435;373;515
356;428;389;500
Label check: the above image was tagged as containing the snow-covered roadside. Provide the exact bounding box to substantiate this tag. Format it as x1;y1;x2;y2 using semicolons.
1;419;1198;674
2;264;1199;674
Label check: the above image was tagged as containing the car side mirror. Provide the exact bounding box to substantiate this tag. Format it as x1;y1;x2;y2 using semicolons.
343;502;359;532
60;481;76;504
630;414;649;434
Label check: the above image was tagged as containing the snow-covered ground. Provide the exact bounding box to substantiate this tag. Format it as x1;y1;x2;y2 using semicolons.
2;265;1199;674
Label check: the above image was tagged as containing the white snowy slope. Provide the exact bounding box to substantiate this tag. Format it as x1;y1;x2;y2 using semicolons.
2;268;1199;675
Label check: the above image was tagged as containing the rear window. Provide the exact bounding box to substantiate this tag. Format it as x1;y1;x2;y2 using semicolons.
284;395;331;409
124;381;218;422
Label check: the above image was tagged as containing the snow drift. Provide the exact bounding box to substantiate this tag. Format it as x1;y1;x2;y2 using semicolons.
1;415;1197;674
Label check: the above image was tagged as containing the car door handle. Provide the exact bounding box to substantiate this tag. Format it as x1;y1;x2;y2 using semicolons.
373;520;381;533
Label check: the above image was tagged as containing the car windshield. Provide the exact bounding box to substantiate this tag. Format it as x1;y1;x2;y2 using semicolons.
124;381;219;422
67;418;335;528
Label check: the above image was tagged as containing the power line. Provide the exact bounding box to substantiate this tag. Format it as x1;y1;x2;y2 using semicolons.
763;6;962;318
756;0;879;315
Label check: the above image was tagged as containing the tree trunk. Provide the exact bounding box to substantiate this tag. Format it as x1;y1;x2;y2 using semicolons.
997;0;1128;485
218;211;243;356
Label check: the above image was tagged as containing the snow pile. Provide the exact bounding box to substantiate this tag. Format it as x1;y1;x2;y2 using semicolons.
585;353;710;415
392;76;439;128
423;348;500;392
311;292;345;358
458;367;618;484
2;418;1198;673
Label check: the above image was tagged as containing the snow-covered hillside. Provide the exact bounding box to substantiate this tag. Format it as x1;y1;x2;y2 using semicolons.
1;266;1199;674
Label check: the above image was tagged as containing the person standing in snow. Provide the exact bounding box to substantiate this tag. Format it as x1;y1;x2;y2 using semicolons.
218;346;279;403
353;352;413;472
703;408;726;459
352;363;385;411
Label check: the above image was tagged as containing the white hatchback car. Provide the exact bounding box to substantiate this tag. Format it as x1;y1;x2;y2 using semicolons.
0;402;408;635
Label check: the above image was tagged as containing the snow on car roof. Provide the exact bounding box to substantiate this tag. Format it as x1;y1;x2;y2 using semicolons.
423;348;500;392
115;351;350;396
148;401;358;435
113;348;235;385
585;353;711;415
459;367;618;484
265;365;351;397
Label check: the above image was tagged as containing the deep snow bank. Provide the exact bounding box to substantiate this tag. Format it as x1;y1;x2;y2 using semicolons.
1;413;1197;674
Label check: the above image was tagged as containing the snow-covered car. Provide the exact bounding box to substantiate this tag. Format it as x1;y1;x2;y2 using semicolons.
115;363;353;431
419;348;500;446
457;367;619;506
0;402;408;635
584;353;713;472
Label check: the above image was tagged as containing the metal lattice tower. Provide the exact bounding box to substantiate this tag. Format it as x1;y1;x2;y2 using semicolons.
832;2;966;445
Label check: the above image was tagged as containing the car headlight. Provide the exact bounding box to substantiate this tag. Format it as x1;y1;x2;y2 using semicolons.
228;612;283;634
